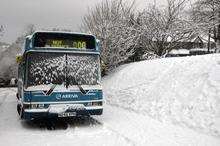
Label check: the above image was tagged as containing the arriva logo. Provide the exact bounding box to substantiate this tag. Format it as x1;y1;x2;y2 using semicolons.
56;94;78;100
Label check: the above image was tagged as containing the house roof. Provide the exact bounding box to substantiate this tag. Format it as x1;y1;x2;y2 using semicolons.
169;49;190;55
166;34;215;43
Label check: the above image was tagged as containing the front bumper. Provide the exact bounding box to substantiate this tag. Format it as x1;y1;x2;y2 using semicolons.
23;104;103;120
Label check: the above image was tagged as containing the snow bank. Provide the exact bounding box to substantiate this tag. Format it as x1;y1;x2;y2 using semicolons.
103;54;220;137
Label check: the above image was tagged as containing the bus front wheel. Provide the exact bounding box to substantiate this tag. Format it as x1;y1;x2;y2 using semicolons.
17;104;24;119
17;104;21;115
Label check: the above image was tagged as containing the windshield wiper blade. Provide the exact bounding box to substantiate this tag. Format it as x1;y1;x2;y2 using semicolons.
78;84;87;94
43;84;57;96
66;59;87;94
73;77;87;94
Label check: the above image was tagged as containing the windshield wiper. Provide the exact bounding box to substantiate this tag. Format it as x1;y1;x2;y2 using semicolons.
73;77;87;94
65;55;87;94
43;84;57;96
66;67;86;94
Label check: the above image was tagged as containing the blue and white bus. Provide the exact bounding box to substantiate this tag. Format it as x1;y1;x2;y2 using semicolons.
16;31;103;120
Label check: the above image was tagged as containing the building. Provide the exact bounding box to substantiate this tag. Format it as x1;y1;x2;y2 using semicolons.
166;35;216;57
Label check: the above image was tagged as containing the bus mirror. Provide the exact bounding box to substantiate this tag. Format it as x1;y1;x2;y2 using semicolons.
100;59;107;76
16;54;23;63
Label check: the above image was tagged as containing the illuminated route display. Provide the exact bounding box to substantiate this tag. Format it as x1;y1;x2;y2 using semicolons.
33;32;96;49
46;39;87;49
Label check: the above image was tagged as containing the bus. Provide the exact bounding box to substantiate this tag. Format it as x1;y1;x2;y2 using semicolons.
16;31;103;120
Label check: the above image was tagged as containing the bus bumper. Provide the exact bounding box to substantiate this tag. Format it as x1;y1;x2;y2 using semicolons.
23;105;103;120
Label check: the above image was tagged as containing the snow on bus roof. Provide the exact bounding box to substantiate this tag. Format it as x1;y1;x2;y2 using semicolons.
30;31;96;38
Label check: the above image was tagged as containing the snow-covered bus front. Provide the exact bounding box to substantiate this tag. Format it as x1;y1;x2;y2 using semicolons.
16;31;103;120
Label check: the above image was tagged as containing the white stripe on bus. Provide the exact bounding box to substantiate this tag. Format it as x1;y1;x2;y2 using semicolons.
24;106;103;113
23;99;103;105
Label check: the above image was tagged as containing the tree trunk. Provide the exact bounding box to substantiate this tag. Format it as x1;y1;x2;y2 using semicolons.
217;25;220;52
157;45;164;56
216;11;220;53
208;29;211;53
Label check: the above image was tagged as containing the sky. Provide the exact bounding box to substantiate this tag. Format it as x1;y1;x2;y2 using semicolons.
0;0;167;43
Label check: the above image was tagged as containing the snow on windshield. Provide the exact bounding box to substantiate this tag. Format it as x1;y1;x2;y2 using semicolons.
27;52;100;87
68;54;100;85
27;53;65;86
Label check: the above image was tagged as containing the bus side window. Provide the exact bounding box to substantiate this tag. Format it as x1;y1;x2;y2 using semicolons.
18;61;25;81
18;64;22;80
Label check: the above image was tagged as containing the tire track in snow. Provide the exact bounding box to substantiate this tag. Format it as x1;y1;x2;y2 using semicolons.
90;117;136;146
98;105;181;146
0;93;7;107
0;89;10;107
0;88;134;145
0;88;17;108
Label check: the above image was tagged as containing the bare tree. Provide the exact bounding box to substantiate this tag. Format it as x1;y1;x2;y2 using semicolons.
138;0;193;56
81;0;140;70
190;0;220;51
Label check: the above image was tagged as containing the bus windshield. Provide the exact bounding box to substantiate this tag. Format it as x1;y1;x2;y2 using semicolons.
26;52;100;88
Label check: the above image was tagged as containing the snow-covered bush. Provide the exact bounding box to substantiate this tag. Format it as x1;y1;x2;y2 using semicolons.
141;52;159;60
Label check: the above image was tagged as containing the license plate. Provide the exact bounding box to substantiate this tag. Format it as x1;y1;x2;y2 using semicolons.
58;112;76;117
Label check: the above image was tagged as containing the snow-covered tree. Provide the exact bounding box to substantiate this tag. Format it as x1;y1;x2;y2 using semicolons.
51;28;72;32
138;0;193;56
0;24;36;79
190;0;220;51
16;24;36;46
81;0;140;70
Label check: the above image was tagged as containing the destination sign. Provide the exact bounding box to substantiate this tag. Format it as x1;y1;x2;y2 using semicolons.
33;32;96;49
46;40;87;49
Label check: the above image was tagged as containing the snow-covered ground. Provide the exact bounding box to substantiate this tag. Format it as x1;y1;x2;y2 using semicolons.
0;54;220;145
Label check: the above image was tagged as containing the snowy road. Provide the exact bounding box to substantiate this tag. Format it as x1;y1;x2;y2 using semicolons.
0;87;220;146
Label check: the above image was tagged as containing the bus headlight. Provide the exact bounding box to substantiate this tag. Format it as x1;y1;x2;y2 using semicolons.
92;102;102;106
31;104;45;109
38;104;45;108
87;101;102;106
87;102;92;106
31;104;38;109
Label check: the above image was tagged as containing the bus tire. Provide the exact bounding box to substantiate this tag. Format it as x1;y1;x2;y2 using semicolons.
17;104;21;115
17;104;24;119
16;93;19;100
20;108;24;119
